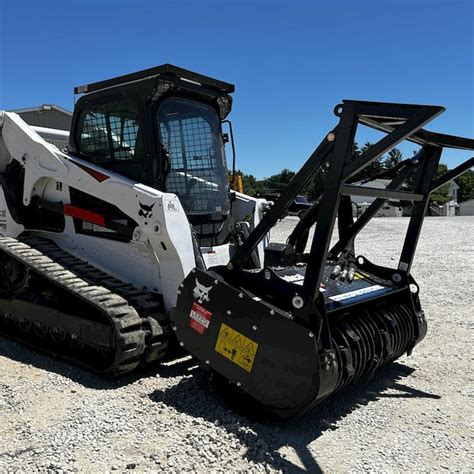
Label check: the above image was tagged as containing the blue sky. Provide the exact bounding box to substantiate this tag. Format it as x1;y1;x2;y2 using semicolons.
0;0;472;177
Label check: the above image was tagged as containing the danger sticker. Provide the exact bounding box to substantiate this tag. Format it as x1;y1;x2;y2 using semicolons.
189;302;212;334
215;323;259;373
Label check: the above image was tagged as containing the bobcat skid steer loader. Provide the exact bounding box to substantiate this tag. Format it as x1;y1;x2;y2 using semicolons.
0;65;269;375
0;65;472;420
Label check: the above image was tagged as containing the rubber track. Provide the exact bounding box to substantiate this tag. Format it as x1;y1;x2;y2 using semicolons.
0;236;170;375
22;236;170;365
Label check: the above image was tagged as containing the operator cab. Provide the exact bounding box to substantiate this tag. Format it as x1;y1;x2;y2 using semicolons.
69;64;234;245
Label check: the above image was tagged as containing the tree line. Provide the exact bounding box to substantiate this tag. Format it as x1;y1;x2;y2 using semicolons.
235;143;474;205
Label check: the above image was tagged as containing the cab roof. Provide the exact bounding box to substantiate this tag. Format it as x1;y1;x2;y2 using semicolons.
74;64;235;95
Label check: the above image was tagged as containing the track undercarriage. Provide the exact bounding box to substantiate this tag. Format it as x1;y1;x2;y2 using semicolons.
0;237;170;375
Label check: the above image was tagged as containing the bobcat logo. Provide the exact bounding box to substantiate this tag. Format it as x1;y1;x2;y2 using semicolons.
167;200;178;212
138;202;155;219
193;279;212;304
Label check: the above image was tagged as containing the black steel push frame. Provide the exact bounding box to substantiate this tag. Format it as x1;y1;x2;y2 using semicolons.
229;100;474;301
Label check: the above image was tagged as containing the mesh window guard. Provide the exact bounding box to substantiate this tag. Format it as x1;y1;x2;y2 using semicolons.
78;97;141;162
80;112;110;157
158;97;230;216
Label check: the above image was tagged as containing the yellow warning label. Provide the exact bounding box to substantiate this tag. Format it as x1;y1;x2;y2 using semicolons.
215;323;259;373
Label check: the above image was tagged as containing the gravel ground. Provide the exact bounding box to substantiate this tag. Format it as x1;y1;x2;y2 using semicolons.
0;216;473;472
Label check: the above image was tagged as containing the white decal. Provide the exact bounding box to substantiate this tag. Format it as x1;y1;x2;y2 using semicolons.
329;285;385;302
281;274;305;285
190;308;210;329
165;198;179;212
280;274;326;292
193;279;213;303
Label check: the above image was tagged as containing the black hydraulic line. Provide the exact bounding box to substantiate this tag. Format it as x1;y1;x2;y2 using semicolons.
287;177;364;253
228;128;337;269
430;157;474;192
329;158;418;257
222;120;237;184
398;145;442;273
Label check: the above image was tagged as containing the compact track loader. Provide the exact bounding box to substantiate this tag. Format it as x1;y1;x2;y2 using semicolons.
0;65;270;375
0;65;472;419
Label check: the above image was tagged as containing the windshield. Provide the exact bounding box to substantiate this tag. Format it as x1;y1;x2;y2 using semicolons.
158;97;230;216
295;195;309;204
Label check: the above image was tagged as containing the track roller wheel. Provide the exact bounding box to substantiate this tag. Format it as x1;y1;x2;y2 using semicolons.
50;327;67;344
33;321;49;339
17;318;32;333
68;333;84;350
0;256;29;295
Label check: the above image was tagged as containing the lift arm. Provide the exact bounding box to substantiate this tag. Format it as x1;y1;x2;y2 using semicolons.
0;111;195;310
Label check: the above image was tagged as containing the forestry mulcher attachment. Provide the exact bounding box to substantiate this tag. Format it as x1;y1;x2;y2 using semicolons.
171;100;474;419
0;65;472;419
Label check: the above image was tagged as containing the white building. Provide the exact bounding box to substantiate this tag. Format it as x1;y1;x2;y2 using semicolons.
8;104;72;150
448;181;460;202
459;199;474;216
351;179;403;217
351;177;464;218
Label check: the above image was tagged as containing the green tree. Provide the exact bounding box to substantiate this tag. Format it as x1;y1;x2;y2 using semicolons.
264;168;296;193
233;170;266;196
384;147;403;171
430;164;450;205
351;142;384;181
458;169;474;202
303;169;326;201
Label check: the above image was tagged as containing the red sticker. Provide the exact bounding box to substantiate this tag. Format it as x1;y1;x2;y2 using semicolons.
75;162;110;182
189;302;212;335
